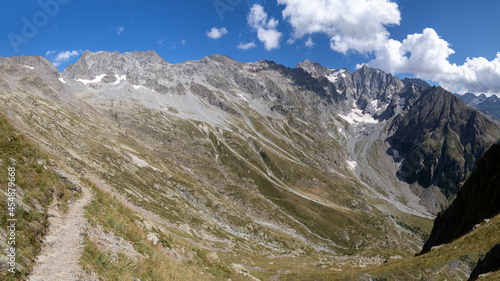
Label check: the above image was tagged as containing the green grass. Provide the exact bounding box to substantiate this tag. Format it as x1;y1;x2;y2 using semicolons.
80;178;242;281
275;211;500;280
0;112;79;280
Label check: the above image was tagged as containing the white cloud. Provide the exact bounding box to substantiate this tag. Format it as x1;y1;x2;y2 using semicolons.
237;41;257;50
207;27;228;39
276;0;500;95
46;50;82;67
277;0;400;54
305;37;315;48
117;25;124;35
365;28;500;96
247;4;282;51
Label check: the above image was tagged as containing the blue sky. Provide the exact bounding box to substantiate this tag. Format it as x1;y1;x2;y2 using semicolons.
1;0;500;95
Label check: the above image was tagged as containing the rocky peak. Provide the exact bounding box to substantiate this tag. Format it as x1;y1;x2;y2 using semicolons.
62;50;168;79
388;86;500;204
0;55;59;75
456;92;500;120
0;55;64;99
352;65;404;100
402;78;431;89
296;59;332;78
207;53;238;65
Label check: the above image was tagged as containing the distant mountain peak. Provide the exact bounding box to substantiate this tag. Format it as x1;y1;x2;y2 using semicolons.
456;92;500;119
296;59;332;77
62;50;168;79
402;78;431;89
0;55;59;74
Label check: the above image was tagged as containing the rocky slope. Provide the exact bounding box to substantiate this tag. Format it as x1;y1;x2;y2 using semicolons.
1;51;500;279
468;244;500;280
388;87;499;202
456;92;500;120
421;142;500;254
402;77;431;89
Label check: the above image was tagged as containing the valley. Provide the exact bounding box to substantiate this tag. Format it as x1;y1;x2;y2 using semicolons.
1;51;499;280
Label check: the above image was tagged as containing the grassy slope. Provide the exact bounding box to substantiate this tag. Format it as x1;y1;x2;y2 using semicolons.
0;113;77;280
80;177;252;281
0;111;251;280
275;211;500;280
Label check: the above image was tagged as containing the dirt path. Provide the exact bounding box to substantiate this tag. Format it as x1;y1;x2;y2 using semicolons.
28;187;93;281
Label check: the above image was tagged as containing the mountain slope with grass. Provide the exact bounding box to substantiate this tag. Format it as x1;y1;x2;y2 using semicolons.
1;51;500;280
0;113;80;280
421;142;500;254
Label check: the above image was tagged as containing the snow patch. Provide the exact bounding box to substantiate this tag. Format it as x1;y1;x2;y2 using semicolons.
325;69;347;83
76;74;106;85
326;74;338;83
58;77;67;84
238;93;249;102
346;160;357;171
339;102;378;124
24;65;34;70
128;153;159;171
112;75;127;85
132;85;147;90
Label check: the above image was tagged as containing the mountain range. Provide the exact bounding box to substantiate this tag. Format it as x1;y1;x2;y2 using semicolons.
456;92;500;120
1;51;500;280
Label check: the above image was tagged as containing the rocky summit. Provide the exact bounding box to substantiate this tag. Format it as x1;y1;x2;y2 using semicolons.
1;51;500;280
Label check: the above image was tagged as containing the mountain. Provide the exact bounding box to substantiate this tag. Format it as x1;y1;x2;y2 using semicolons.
1;51;500;280
468;244;500;280
388;87;499;204
456;92;500;120
421;142;500;254
402;77;431;89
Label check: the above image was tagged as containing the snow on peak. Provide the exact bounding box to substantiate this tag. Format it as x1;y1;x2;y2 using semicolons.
326;73;338;83
111;75;127;85
339;101;379;124
76;74;106;85
325;69;347;84
132;85;148;90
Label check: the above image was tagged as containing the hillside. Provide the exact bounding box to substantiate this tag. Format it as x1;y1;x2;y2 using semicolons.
1;51;499;280
421;142;500;254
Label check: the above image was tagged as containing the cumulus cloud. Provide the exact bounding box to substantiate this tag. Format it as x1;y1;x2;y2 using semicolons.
46;50;82;67
237;41;257;50
247;4;282;51
364;28;500;96
207;27;228;39
276;0;500;95
278;0;401;54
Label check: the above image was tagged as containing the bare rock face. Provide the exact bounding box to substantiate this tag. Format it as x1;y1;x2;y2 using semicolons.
352;65;405;113
468;244;500;281
457;92;500;120
389;87;500;199
421;143;500;254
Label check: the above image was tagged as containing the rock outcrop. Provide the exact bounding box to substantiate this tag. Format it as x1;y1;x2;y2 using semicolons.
421;143;500;254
